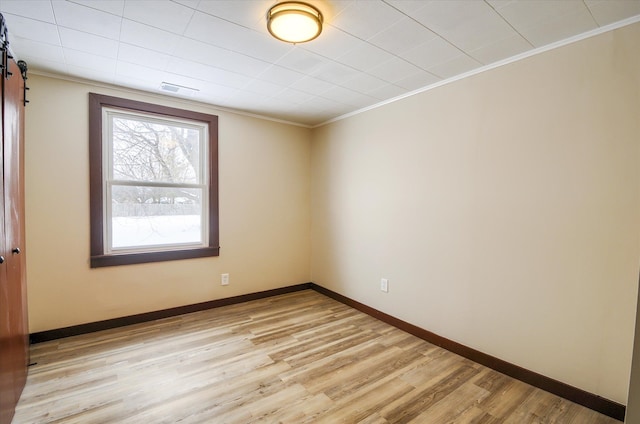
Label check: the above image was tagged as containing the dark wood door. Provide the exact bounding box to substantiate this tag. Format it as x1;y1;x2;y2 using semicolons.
0;58;28;424
0;58;10;424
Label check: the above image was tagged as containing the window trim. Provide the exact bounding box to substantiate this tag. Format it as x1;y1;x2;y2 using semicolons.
89;93;219;268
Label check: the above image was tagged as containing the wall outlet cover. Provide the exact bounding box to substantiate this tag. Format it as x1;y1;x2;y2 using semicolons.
381;278;389;293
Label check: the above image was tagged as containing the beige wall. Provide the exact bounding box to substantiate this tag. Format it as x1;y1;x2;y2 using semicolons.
25;75;311;332
311;23;640;404
626;278;640;423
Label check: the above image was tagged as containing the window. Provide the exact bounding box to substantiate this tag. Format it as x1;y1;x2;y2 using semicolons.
89;93;219;267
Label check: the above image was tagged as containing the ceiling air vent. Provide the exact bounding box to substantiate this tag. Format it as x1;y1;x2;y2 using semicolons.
160;82;199;96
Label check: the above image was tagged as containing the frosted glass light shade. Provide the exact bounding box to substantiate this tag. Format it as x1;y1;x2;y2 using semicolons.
267;2;323;44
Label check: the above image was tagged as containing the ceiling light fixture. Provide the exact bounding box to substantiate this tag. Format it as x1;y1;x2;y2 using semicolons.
267;2;323;44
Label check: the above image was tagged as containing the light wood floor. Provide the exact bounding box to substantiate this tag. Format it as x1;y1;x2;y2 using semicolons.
13;290;619;423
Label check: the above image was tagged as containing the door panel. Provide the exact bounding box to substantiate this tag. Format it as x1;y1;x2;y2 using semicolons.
5;57;28;406
0;60;11;424
0;58;28;424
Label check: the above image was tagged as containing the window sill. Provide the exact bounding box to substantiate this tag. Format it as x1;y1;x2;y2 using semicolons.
90;246;220;268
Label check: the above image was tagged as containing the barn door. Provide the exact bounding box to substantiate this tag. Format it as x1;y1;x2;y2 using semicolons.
0;13;29;424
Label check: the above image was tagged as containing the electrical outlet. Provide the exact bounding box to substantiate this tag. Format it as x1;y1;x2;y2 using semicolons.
380;278;389;293
221;273;229;286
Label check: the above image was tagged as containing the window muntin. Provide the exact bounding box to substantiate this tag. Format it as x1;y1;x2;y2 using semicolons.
89;93;219;267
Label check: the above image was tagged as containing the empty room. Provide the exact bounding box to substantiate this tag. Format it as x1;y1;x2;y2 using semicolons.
0;0;639;423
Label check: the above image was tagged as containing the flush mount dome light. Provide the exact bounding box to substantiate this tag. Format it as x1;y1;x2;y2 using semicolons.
267;2;323;44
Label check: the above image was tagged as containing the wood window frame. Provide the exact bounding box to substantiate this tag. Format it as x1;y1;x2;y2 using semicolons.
89;93;219;268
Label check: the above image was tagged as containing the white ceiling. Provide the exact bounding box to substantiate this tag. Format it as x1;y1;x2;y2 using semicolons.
1;0;639;127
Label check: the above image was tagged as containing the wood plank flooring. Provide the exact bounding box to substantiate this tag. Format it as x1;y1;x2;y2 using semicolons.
12;290;619;423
